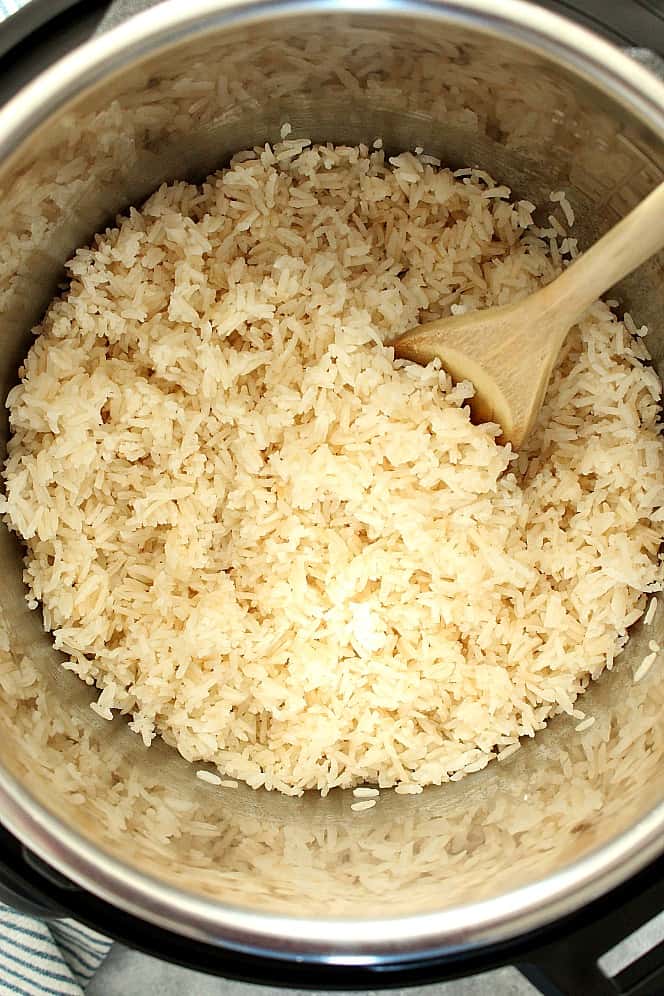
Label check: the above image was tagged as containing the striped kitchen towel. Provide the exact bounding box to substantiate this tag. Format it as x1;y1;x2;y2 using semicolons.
0;904;112;995
0;0;24;19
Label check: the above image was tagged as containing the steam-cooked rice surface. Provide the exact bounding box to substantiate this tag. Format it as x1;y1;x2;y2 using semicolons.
3;139;663;796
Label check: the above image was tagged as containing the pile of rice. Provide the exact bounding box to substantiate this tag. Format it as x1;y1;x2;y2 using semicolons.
3;139;663;796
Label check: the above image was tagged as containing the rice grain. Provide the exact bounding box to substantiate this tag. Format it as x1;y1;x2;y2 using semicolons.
351;799;377;812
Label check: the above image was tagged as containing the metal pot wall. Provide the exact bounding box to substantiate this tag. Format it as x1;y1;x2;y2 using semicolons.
0;1;663;992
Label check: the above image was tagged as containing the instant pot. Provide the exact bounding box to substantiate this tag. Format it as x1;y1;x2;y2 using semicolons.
0;1;664;993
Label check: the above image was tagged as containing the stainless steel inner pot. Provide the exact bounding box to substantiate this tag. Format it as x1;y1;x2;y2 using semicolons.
0;0;663;964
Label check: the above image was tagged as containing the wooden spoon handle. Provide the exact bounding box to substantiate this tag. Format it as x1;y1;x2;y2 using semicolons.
537;181;664;330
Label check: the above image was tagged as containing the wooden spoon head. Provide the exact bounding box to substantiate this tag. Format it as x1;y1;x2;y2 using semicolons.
393;300;560;450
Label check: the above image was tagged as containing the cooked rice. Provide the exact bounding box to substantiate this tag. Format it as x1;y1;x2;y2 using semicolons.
575;717;595;733
196;770;222;785
394;783;424;794
645;597;658;625
351;799;377;812
550;190;575;226
353;787;380;799
2;140;663;797
635;653;657;683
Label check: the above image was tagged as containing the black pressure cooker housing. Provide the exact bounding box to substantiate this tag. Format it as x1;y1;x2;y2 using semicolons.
0;2;664;994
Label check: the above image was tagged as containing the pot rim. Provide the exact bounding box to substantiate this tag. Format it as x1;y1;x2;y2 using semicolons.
1;0;664;961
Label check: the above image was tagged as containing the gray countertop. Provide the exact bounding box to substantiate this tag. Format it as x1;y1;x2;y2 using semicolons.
87;950;537;996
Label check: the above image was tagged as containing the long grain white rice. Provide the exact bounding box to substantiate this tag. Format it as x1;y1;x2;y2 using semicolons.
635;653;657;683
2;140;663;797
645;597;658;625
351;799;377;812
550;189;575;225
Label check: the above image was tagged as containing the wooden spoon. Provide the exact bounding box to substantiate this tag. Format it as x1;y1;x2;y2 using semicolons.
393;182;664;449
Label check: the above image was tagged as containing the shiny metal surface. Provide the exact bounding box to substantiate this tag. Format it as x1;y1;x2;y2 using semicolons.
0;0;663;962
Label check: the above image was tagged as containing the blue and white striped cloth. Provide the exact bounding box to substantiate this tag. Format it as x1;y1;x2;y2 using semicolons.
0;0;24;18
0;0;115;984
0;908;111;995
